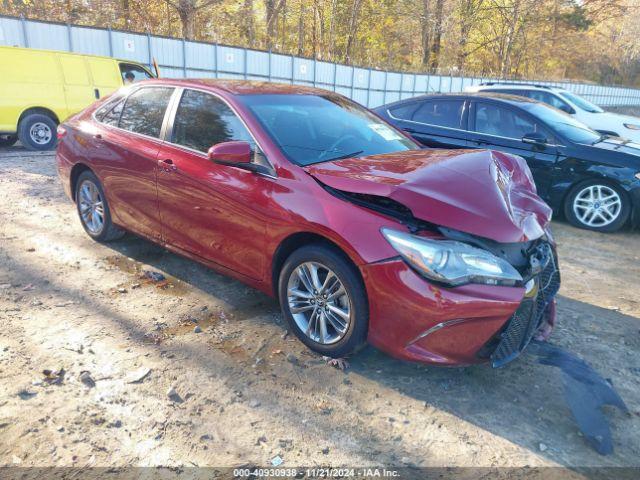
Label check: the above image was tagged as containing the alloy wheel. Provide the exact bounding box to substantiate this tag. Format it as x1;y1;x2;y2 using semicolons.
29;122;53;146
572;184;621;228
287;262;351;345
78;180;105;235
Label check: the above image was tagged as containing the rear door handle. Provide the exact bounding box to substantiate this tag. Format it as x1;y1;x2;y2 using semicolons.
94;88;100;99
158;158;177;172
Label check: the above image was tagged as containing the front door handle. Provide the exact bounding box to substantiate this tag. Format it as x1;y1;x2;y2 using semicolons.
472;139;491;146
403;127;418;134
158;158;177;173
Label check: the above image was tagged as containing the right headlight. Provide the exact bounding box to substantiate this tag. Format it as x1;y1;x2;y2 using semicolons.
381;228;523;287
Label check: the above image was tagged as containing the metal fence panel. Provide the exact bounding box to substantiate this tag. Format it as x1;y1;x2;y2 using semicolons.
0;17;23;46
2;15;640;107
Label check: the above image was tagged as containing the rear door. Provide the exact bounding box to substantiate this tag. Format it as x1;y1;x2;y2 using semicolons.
387;98;469;148
92;86;174;240
468;100;560;199
57;54;96;117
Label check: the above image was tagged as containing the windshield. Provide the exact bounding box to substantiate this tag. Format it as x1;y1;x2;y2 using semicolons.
558;90;604;113
238;94;418;165
526;103;602;144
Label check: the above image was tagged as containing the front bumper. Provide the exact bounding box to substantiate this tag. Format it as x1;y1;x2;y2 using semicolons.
362;248;559;367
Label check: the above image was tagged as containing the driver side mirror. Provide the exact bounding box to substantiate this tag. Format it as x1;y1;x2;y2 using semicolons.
208;141;253;165
522;132;548;146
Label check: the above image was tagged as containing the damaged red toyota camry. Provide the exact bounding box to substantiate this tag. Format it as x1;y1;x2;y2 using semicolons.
56;80;560;367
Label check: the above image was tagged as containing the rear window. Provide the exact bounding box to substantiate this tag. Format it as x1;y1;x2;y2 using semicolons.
118;87;173;138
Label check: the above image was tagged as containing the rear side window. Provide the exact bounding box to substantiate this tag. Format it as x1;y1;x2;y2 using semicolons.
387;103;420;120
521;90;572;112
412;100;464;129
171;89;254;153
95;98;124;126
119;87;173;138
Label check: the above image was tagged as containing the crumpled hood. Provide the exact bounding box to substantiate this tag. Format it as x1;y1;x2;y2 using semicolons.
305;149;552;243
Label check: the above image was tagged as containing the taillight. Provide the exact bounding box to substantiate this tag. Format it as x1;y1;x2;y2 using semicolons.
57;126;67;140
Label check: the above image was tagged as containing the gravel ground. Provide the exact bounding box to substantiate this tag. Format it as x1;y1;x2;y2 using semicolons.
0;149;639;475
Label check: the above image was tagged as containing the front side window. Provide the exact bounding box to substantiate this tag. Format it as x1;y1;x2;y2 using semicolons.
238;94;417;166
411;100;464;129
526;103;601;144
172;89;254;153
119;87;173;138
473;103;547;140
119;63;153;84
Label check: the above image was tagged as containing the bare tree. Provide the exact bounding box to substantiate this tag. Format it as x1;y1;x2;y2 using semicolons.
344;0;364;64
421;0;431;67
162;0;221;40
429;0;443;70
265;0;286;49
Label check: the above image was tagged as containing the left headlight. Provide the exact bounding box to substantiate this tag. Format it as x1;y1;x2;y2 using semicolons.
381;228;523;287
624;123;640;131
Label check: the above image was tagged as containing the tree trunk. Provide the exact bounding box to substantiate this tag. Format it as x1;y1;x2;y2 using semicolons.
344;0;364;64
243;0;255;47
421;0;431;67
297;3;305;56
265;0;285;49
327;0;338;60
429;0;443;70
122;0;131;28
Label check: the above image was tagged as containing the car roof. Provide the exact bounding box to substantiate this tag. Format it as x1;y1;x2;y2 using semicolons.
472;83;564;92
135;78;333;96
380;92;540;110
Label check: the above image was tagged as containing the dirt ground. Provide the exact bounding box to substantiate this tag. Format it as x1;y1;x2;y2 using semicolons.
0;148;639;476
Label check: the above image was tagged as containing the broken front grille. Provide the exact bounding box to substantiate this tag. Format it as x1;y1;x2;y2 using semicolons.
489;244;560;368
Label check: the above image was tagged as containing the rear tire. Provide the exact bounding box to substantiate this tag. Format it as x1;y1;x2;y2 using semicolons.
75;171;125;242
18;113;57;151
278;244;368;358
0;134;18;147
563;180;630;233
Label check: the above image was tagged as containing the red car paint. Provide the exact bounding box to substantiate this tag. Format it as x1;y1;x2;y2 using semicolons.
56;79;557;366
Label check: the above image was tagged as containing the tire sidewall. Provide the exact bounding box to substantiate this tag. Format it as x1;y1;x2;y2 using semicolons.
75;171;114;242
278;245;368;358
18;114;57;151
564;180;630;233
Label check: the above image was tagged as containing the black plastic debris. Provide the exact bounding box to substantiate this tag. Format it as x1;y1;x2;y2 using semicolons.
527;340;629;455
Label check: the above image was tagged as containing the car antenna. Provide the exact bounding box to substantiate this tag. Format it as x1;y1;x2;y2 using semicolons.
152;57;161;78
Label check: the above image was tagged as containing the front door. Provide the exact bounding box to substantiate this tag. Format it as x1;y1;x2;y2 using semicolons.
156;88;273;281
468;101;560;200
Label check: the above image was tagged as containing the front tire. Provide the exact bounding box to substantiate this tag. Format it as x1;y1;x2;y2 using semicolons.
564;180;630;233
75;171;125;242
278;244;368;358
18;113;57;151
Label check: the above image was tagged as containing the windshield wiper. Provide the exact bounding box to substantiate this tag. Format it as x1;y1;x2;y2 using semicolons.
321;150;364;162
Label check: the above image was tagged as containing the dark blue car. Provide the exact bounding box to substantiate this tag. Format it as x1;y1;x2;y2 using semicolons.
375;93;640;233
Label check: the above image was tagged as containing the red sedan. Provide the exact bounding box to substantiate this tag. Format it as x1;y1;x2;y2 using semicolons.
56;79;560;367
